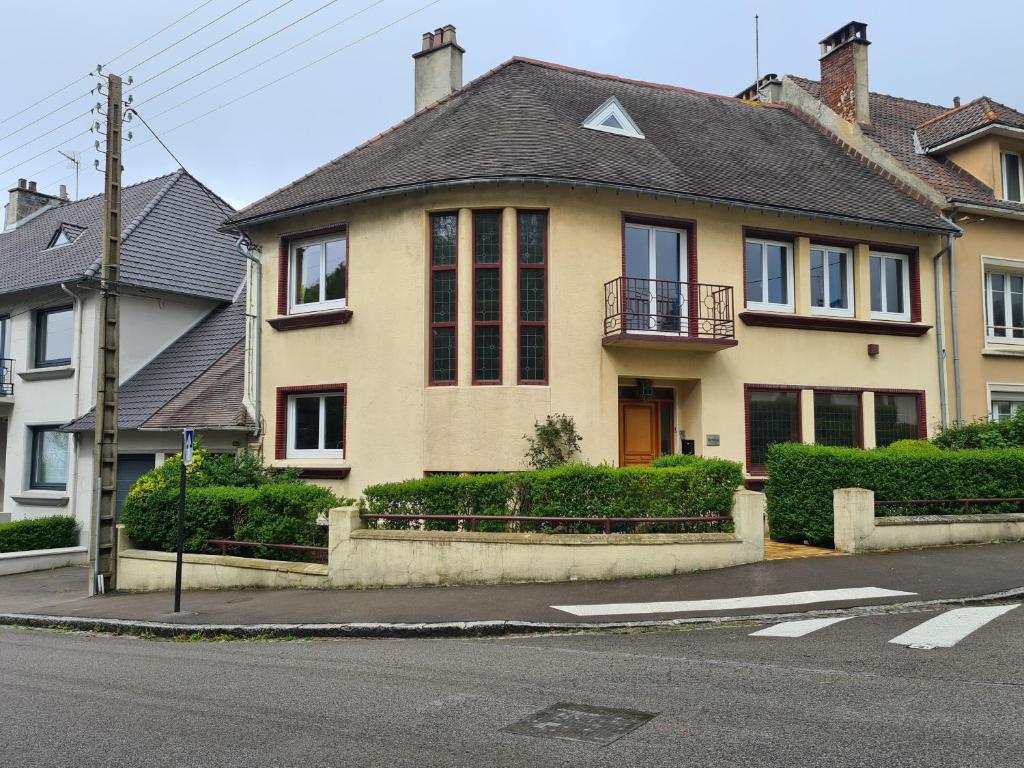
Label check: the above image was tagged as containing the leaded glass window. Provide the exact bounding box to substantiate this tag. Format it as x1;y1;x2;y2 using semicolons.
814;392;861;447
473;211;502;383
517;210;547;383
747;389;800;469
874;393;920;447
429;213;458;384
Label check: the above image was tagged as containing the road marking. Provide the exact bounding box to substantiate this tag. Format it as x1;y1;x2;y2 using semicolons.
749;616;854;638
550;587;916;617
888;604;1019;649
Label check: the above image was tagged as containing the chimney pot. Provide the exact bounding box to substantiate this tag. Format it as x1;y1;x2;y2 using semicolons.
953;96;961;108
17;178;26;189
412;23;464;113
5;178;56;228
818;20;871;126
27;181;36;192
421;32;433;51
59;184;68;200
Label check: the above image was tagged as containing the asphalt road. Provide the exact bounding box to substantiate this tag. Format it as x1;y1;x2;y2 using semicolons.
2;601;1022;767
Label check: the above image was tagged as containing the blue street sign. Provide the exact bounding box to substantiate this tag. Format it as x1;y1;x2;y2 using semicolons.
182;428;195;466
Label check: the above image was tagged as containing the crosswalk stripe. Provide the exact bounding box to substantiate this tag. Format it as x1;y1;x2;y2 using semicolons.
550;587;916;617
749;616;854;638
888;604;1019;649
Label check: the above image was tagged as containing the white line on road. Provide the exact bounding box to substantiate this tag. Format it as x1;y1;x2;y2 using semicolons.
550;587;917;617
749;616;855;638
888;604;1019;649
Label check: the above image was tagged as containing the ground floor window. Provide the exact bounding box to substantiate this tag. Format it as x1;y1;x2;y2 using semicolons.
746;388;800;471
991;390;1024;422
874;393;922;447
813;392;862;447
276;385;346;460
30;426;69;490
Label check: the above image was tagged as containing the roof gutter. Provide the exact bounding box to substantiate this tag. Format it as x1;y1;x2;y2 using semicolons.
226;176;957;236
945;211;963;425
235;234;262;436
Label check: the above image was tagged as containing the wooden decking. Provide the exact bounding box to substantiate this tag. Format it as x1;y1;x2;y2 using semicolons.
764;541;848;561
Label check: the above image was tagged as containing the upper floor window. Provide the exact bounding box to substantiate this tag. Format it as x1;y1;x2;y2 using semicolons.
1002;151;1023;203
30;425;69;490
517;210;548;384
986;269;1024;342
34;306;73;368
289;234;347;315
745;238;793;312
809;245;854;317
624;222;688;332
429;212;458;385
286;391;345;459
869;252;910;322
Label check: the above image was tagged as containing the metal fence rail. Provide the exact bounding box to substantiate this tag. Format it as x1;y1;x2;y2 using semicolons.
360;513;732;534
206;539;328;563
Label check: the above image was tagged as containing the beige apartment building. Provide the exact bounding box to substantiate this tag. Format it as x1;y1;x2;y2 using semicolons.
230;26;958;495
745;21;1024;425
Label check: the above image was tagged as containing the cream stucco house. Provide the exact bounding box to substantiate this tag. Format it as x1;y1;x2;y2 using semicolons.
229;26;958;495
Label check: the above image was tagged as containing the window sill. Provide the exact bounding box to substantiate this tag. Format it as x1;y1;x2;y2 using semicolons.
739;312;931;337
267;308;353;331
18;366;75;381
982;346;1024;357
12;492;69;506
295;467;351;480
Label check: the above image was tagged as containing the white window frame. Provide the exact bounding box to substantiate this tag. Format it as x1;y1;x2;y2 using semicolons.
745;238;795;313
1001;151;1023;203
809;245;855;318
988;384;1024;422
288;234;347;316
869;251;911;322
582;96;645;139
624;223;689;334
286;392;345;459
985;268;1024;344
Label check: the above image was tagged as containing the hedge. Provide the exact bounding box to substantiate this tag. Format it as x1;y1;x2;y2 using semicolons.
0;515;78;553
931;408;1024;449
765;443;1024;545
361;460;744;533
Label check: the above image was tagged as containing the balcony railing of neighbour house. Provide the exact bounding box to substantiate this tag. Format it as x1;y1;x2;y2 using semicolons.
0;358;13;397
603;277;737;349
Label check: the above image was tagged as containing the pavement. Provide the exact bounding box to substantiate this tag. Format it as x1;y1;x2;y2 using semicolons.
1;542;1023;636
2;597;1023;767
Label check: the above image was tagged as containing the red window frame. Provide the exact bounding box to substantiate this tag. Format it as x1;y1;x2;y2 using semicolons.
516;209;548;385
743;384;803;476
274;383;347;461
472;210;502;385
277;223;349;317
428;212;459;386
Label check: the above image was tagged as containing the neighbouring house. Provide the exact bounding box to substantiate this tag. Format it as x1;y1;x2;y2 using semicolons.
227;25;957;495
0;169;251;538
742;21;1024;425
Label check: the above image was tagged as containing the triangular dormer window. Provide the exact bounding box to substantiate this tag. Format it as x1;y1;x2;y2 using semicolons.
47;226;77;249
582;96;644;139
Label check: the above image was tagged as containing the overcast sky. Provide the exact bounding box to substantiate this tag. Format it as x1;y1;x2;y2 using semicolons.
3;0;1022;209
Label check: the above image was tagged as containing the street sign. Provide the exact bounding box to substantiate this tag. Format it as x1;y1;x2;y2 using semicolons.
182;428;195;466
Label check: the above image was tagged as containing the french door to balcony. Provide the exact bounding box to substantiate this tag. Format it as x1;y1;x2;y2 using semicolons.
624;223;688;333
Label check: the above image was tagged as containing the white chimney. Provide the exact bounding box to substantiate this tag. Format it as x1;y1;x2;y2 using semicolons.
412;25;464;113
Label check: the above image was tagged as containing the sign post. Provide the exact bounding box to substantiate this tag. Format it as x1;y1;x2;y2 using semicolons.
173;428;195;613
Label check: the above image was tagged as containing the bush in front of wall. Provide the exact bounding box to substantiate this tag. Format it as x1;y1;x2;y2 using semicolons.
233;483;339;559
523;413;583;469
651;453;703;468
122;485;257;552
0;515;78;553
930;409;1024;449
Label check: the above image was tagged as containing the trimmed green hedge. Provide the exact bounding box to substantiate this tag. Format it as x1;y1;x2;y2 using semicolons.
931;408;1024;449
0;515;78;553
766;443;1024;545
361;461;744;533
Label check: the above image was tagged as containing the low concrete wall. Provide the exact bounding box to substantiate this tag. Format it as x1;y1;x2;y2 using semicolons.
0;546;87;576
328;490;766;587
833;487;1024;553
115;528;328;591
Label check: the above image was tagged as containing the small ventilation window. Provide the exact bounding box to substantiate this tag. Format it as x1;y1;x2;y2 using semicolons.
583;96;644;139
46;226;79;249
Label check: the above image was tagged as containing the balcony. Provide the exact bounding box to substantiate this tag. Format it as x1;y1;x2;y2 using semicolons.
603;278;737;351
0;359;14;398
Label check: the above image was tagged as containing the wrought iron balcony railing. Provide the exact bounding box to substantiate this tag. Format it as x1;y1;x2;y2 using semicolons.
0;358;13;397
604;277;736;342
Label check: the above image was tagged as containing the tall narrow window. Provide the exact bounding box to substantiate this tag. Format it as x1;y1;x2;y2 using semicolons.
517;210;547;384
288;233;347;314
429;212;458;385
809;245;853;317
472;211;501;383
746;388;800;472
814;391;862;447
1002;152;1023;203
874;393;922;447
985;270;1024;341
869;251;910;321
744;238;793;312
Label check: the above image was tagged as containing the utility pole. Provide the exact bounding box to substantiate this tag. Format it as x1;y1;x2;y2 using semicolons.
89;73;124;595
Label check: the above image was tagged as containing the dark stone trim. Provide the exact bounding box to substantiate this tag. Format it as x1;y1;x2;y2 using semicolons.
739;311;931;337
602;333;738;349
267;309;353;331
296;467;351;480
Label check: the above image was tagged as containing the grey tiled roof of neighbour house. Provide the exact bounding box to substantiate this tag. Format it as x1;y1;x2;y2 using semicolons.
0;169;244;301
788;77;1024;216
228;58;955;234
64;296;250;432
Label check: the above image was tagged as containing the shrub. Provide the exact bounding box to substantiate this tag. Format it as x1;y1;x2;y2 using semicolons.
651;453;702;468
931;409;1024;449
362;459;744;534
234;484;338;559
122;486;256;552
766;443;1024;545
883;439;940;453
524;413;582;469
0;515;78;553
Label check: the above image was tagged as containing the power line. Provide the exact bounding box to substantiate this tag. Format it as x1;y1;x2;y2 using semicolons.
0;129;90;178
0;108;92;160
0;0;220;128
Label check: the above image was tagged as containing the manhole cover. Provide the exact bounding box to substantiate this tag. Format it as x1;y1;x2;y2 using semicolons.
502;702;657;745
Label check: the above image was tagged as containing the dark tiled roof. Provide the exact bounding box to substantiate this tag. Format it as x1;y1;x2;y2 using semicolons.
64;297;248;433
230;59;952;233
144;341;249;430
788;77;1024;215
0;170;244;302
916;97;1024;151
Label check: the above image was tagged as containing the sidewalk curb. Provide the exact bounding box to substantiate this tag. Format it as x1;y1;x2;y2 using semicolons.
3;586;1024;639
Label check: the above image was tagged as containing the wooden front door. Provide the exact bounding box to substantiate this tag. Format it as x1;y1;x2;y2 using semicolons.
619;401;659;466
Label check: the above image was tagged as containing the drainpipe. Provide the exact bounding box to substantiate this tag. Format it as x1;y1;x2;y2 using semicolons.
59;281;86;534
944;214;963;425
931;245;950;428
236;235;262;435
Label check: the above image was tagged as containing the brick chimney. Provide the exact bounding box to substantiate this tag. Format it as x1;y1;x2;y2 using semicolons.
819;21;871;126
412;24;464;113
4;179;62;229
